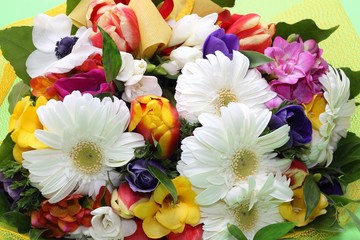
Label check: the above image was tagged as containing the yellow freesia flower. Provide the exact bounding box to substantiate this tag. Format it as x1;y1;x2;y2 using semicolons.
8;96;47;162
303;94;326;131
133;176;201;239
279;186;328;227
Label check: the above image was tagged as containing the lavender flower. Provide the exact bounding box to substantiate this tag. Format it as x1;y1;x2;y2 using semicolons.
125;159;165;193
268;105;312;149
318;175;343;196
0;173;23;209
202;28;239;59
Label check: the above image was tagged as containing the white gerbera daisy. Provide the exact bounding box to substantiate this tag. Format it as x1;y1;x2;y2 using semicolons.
303;67;355;166
26;14;101;78
177;102;290;205
22;91;145;203
201;175;292;240
175;51;276;123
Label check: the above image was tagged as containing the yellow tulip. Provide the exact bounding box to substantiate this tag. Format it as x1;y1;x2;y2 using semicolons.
279;186;329;227
8;96;47;162
129;95;181;159
132;176;200;239
303;94;326;131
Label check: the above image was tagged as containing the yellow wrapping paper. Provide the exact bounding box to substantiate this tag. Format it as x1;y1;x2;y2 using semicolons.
0;0;359;239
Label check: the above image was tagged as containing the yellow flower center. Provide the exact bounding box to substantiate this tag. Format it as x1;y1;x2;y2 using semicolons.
231;149;259;181
232;201;259;232
70;141;103;175
216;88;237;113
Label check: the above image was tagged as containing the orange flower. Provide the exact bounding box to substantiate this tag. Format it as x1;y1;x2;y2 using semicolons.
129;95;181;159
31;195;92;238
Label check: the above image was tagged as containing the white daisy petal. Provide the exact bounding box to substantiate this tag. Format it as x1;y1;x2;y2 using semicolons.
302;67;356;166
22;92;145;203
175;51;275;123
177;102;290;206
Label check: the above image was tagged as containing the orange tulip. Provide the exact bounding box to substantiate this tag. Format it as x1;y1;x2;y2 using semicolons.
129;95;181;159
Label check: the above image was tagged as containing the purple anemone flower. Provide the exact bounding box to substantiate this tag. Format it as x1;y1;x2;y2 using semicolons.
268;105;312;149
203;28;239;59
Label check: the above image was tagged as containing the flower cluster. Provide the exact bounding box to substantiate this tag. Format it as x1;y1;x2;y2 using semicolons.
0;0;359;240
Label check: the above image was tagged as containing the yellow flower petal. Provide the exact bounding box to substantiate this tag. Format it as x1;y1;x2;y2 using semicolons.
142;216;171;239
303;94;326;131
155;202;188;230
153;184;169;204
133;201;159;220
184;204;201;225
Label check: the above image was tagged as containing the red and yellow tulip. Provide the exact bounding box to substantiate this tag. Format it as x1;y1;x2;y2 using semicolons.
129;95;181;159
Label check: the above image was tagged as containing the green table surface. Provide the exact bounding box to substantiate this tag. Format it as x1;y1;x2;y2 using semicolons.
0;1;359;240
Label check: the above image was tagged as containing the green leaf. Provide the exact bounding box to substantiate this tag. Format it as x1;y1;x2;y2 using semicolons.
29;229;47;240
328;195;360;206
240;50;273;68
98;26;122;83
340;67;360;99
211;0;235;7
147;164;177;204
227;224;247;240
7;81;31;114
304;205;343;232
0;192;11;215
275;19;339;42
303;175;321;220
0;211;31;233
345;208;360;232
253;222;295;240
66;0;81;15
0;133;16;167
0;26;35;84
332;132;360;168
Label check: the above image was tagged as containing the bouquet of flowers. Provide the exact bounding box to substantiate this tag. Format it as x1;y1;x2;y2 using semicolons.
1;0;360;239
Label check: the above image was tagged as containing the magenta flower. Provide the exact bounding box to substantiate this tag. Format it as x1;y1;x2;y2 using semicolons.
258;36;328;104
53;68;110;100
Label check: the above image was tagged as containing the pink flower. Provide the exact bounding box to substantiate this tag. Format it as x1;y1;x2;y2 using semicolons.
258;36;328;104
86;0;140;52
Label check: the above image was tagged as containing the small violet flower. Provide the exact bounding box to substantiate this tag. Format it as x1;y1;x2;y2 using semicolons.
268;105;312;149
202;28;239;59
125;159;165;192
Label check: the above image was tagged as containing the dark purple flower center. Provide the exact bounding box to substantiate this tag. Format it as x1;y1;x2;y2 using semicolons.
55;36;79;59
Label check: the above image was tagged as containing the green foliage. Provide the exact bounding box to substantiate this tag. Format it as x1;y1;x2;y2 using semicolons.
0;26;35;84
240;50;273;68
304;205;343;232
345;208;360;231
328;195;360;206
211;0;235;7
0;192;11;215
253;222;295;240
303;175;321;220
66;0;81;15
340;67;360;99
7;81;31;114
0;133;42;212
0;211;31;233
275;19;338;42
227;224;247;240
147;164;178;204
331;132;360;184
98;26;122;83
29;229;47;240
